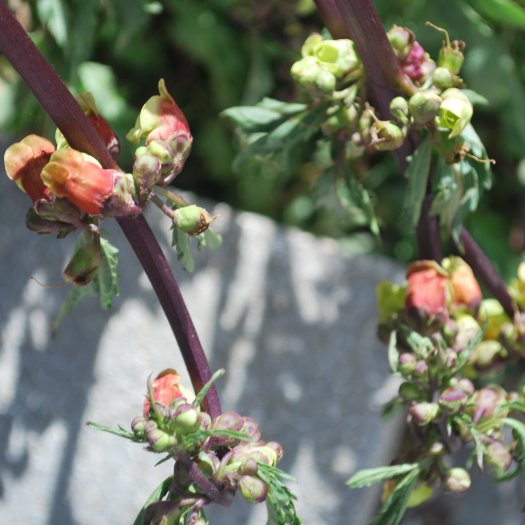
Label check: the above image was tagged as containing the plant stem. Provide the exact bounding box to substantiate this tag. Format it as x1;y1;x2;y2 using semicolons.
0;1;221;418
313;0;347;39
456;229;516;318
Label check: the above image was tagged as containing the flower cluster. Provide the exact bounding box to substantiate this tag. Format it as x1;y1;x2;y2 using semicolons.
375;258;525;505
106;369;287;524
290;25;473;156
4;81;213;287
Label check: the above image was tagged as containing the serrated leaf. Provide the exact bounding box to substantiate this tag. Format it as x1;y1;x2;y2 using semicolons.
340;165;380;238
171;226;195;272
388;331;399;374
402;135;432;228
347;463;419;489
95;238;119;309
51;282;97;334
132;476;174;525
368;468;420;525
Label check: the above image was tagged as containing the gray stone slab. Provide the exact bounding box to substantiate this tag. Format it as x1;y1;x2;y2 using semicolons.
0;148;404;525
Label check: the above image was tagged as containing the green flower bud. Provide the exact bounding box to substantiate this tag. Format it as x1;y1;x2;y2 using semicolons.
432;67;454;90
438;40;465;75
314;69;337;94
172;403;200;434
399;382;422;402
144;421;177;452
301;33;324;57
436;88;473;138
133;153;161;190
479;299;510;340
172;204;215;236
444;467;471;494
389;96;409;126
370;120;405;151
410;402;440;425
239;475;268;504
291;56;323;89
408;91;442;125
313;39;362;80
131;416;147;438
147;139;173;164
469;340;505;368
387;25;414;60
485;441;513;478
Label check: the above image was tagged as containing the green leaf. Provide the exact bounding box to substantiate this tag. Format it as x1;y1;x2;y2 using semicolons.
431;158;461;233
458;414;485;469
368;468;420;525
460;124;492;191
51;283;97;335
171;226;195;272
500;400;525;413
256;464;302;525
462;89;489;106
196;228;223;251
340;165;380;238
193;369;225;408
388;331;399;374
450;323;485;374
222;106;291;133
503;417;525;451
37;0;68;47
402;135;432;228
86;421;141;442
95;238;119;310
400;326;434;358
347;463;419;489
470;0;525;29
132;476;174;525
257;98;307;115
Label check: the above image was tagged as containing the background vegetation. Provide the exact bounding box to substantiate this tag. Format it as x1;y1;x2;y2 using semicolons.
2;0;525;277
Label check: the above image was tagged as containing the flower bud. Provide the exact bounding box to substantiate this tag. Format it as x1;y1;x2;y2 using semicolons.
143;369;191;417
454;315;481;352
436;88;473;138
414;360;428;376
239;475;268;504
443;257;482;310
133;153;162;190
405;260;449;319
479;299;509;340
210;411;245;447
438;387;468;414
301;33;324;57
144;421;177;452
239;416;261;442
387;25;414;60
408;91;442;125
25;207;76;237
399;382;422;402
131;416;147;438
312;39;362;80
4;134;55;202
389;96;409;126
444;467;471;494
63;230;102;286
198;411;212;430
398;353;417;375
485;441;513;478
172;204;215;236
400;42;435;83
370;120;405;151
266;441;284;463
410;402;440;425
432;67;454;90
171;403;200;434
456;378;475;396
469;386;507;423
438;40;465;75
314;69;337;94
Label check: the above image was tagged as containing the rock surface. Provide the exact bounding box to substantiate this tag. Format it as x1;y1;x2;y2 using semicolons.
0;154;403;524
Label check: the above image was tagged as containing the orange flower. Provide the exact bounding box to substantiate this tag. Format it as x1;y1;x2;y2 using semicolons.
405;260;448;317
445;257;482;308
41;149;115;215
143;369;184;417
4;134;55;201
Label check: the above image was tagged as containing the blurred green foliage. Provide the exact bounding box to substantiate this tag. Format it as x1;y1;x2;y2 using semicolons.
2;0;525;278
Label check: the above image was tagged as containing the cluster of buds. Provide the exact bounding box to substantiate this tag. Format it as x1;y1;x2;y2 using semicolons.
122;370;284;522
289;25;473;160
4;80;214;286
376;258;525;505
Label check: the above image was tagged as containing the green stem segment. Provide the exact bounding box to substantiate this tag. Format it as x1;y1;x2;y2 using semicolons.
0;1;221;418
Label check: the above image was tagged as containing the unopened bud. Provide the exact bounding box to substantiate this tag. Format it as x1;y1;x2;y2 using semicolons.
387;25;414;59
370;120;405;151
398;353;417;375
438;40;465;75
485;441;513;478
144;421;177;452
432;67;454;90
172;403;200;434
408;91;442;125
313;39;362;80
131;416;147;438
410;402;439;425
173;204;214;236
438;388;467;414
389;96;409;126
239;475;268;504
444;467;471;494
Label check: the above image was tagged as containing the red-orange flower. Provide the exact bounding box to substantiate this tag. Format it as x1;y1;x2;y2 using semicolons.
405;260;448;317
41;149;115;215
4;134;55;201
143;369;184;417
446;257;482;309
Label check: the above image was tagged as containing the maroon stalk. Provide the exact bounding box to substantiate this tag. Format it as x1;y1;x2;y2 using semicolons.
316;0;516;314
0;1;221;418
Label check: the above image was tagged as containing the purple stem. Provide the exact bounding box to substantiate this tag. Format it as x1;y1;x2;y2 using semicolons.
0;1;221;418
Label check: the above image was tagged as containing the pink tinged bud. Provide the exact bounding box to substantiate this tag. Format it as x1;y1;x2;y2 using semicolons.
414;360;428;375
400;42;435;82
144;420;177;452
398;353;417;375
438;388;468;414
239;416;261;442
131;416;147;438
470;386;507;423
143;369;184;417
4;134;55;202
444;467;471;494
410;402;440;425
406;260;449;317
485;441;513;478
239;475;268;504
